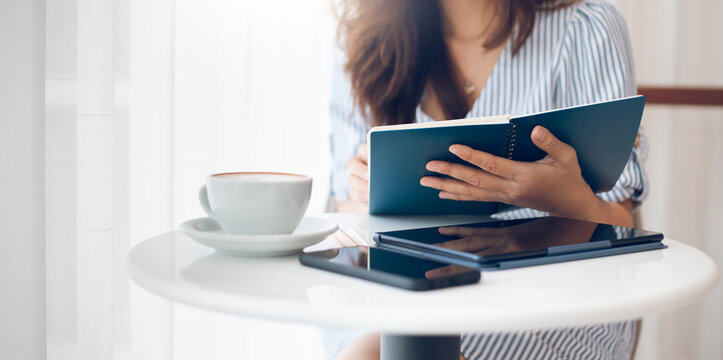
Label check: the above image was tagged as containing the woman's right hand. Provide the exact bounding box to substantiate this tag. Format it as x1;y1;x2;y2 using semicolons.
338;143;369;212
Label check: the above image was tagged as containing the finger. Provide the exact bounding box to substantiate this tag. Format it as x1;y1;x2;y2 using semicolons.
439;226;474;236
426;161;506;191
346;157;369;179
356;143;368;163
530;126;576;162
349;174;368;193
439;226;497;237
425;265;473;280
448;144;517;179
431;236;495;252
478;243;519;255
439;190;513;203
438;192;478;201
420;177;503;202
349;188;369;202
425;266;452;279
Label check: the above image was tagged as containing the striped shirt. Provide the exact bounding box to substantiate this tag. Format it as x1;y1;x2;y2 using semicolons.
328;0;645;359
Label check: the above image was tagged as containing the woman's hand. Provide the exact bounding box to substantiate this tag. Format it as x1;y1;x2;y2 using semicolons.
420;126;631;226
338;143;370;212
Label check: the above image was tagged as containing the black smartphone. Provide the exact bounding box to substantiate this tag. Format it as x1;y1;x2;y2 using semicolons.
299;246;481;291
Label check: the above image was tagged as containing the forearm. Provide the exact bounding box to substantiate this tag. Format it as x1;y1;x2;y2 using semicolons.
582;197;634;227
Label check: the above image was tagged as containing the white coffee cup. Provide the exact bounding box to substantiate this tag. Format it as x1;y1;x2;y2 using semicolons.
199;172;312;235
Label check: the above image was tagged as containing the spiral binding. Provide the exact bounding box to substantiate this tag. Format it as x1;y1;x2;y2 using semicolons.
504;124;517;159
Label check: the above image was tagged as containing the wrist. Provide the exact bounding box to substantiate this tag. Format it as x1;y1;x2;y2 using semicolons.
568;194;633;227
583;195;612;223
551;190;608;223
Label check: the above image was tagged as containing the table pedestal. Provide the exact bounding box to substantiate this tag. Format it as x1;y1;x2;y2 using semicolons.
381;334;460;360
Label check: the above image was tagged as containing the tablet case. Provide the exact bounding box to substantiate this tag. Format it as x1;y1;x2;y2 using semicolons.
377;241;667;271
373;216;665;270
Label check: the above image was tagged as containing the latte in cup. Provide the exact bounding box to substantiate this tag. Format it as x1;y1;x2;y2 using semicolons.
199;172;312;235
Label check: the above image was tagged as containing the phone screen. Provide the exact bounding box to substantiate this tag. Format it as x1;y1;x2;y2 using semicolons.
334;246;476;279
300;246;480;290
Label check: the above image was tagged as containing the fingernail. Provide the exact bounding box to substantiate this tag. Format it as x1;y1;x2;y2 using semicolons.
532;126;546;142
426;162;439;171
449;145;462;155
439;192;452;199
420;177;432;186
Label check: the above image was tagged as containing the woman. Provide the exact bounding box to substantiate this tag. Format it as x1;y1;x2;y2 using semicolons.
329;0;647;359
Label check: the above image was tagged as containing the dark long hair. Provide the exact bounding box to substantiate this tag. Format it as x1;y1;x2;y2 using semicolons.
337;0;576;126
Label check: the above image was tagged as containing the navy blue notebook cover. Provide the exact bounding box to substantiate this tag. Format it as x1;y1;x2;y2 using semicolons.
368;96;646;215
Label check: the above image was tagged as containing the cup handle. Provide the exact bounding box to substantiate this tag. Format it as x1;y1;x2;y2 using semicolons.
199;184;214;218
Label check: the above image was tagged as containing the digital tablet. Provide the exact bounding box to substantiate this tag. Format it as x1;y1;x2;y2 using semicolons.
373;216;665;267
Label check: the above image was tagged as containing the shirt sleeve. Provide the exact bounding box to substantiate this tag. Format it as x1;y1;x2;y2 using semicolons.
556;0;648;207
329;61;369;202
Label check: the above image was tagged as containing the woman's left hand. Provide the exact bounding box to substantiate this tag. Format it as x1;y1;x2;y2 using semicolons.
420;125;602;221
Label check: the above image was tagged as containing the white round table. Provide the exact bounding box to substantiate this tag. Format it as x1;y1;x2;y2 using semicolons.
127;217;718;359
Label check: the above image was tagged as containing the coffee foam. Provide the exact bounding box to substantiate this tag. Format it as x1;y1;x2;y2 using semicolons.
213;173;307;182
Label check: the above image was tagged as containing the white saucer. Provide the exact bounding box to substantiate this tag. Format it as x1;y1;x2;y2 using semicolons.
179;216;338;256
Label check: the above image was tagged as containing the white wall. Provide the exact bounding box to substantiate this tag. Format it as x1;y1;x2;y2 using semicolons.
612;0;723;359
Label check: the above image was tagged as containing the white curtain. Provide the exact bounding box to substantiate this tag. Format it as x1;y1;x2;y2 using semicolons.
125;0;336;359
2;0;334;359
0;1;46;359
0;0;720;359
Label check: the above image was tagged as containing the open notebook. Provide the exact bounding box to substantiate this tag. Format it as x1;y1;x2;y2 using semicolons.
368;95;646;215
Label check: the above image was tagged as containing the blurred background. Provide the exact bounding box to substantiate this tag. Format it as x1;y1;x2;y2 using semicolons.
0;0;720;359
